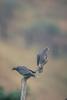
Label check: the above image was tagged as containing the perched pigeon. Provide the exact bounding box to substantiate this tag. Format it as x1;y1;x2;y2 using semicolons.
12;66;36;79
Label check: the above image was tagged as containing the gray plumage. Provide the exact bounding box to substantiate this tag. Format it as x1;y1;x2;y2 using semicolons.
12;66;35;79
37;47;49;73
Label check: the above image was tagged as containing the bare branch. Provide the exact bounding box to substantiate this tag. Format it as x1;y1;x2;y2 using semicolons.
20;78;27;100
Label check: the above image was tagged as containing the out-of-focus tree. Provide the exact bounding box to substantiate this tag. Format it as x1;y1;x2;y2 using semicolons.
23;21;60;47
0;0;16;40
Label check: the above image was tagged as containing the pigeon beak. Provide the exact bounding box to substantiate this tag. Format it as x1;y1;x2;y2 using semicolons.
12;67;16;70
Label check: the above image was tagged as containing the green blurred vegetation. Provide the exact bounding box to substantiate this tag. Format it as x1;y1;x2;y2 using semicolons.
0;87;20;100
0;87;5;100
0;86;31;100
0;87;30;100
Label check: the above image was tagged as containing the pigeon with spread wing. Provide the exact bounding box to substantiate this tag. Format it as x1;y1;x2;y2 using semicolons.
37;47;49;73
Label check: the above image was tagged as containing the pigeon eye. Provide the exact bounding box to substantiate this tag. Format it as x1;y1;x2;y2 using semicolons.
44;56;47;59
46;56;47;59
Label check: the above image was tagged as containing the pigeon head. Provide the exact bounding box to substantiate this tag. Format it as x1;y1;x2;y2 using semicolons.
12;67;17;70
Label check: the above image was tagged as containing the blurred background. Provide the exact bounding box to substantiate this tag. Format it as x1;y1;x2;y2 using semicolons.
0;0;67;100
